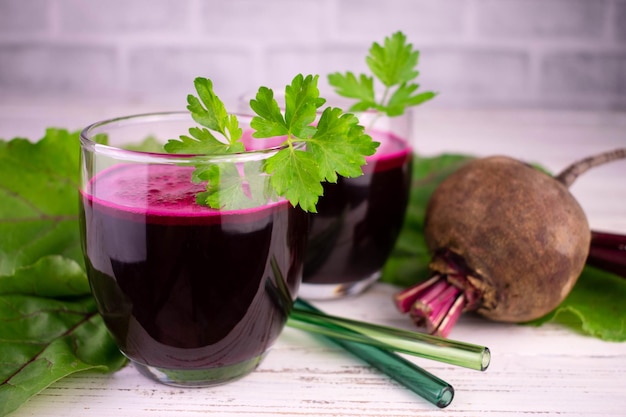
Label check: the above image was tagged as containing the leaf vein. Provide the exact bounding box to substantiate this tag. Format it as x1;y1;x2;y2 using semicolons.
0;311;98;386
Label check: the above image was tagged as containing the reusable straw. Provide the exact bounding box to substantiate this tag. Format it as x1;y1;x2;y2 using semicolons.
289;300;490;372
292;298;454;408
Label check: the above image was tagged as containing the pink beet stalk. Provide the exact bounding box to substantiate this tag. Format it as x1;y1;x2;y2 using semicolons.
413;284;461;335
395;275;469;338
394;275;441;313
436;294;466;338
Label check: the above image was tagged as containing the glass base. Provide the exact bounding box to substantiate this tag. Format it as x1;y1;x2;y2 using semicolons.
132;352;267;388
298;271;380;300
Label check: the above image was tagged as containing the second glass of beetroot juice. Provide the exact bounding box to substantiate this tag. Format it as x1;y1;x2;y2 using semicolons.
300;111;413;300
79;112;308;387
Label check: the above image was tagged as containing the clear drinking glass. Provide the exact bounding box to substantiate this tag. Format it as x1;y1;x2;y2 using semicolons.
79;112;308;387
300;110;413;299
239;93;413;300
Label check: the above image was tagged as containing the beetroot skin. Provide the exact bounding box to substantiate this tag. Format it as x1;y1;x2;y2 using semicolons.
395;149;626;337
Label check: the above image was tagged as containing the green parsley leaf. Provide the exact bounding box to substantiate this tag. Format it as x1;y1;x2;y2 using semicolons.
306;107;378;183
166;74;375;212
250;74;325;140
188;77;227;133
165;77;244;155
164;128;232;154
193;161;273;210
386;83;436;117
256;74;375;211
326;72;376;107
283;74;325;138
367;31;419;87
165;77;259;210
264;147;322;213
249;87;289;137
328;31;436;117
250;75;330;213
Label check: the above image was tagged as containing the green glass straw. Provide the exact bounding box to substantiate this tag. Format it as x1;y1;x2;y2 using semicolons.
291;298;454;408
289;299;490;372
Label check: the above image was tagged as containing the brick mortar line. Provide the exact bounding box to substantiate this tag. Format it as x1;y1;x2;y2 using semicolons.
0;35;621;53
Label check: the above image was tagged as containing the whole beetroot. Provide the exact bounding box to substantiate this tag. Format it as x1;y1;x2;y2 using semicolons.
395;148;626;337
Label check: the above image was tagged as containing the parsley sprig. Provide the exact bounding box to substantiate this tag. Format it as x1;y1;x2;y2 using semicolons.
328;31;436;117
164;74;378;213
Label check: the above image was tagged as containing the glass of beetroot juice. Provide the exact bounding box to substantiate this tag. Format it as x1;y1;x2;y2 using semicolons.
78;112;308;387
300;111;413;300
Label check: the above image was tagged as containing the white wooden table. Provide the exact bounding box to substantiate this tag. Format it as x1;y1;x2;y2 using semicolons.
2;105;625;417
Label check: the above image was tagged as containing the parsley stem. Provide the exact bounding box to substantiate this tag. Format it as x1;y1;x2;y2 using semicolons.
380;87;391;109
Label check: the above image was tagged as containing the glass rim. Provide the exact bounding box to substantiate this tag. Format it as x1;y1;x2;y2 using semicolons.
80;111;295;164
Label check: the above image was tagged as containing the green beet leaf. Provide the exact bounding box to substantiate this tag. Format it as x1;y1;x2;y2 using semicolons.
0;129;83;276
0;255;89;297
0;131;126;415
0;255;126;416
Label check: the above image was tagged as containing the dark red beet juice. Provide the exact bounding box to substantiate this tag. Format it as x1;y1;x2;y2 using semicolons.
79;164;308;375
303;130;412;286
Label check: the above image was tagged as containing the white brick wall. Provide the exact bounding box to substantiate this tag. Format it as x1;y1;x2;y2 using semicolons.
475;0;608;38
0;0;624;110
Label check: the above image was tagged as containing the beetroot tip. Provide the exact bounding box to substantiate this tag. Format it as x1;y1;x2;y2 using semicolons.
397;275;468;338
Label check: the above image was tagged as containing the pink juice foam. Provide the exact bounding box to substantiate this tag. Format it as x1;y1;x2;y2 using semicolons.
364;129;412;173
83;128;408;225
83;163;287;225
